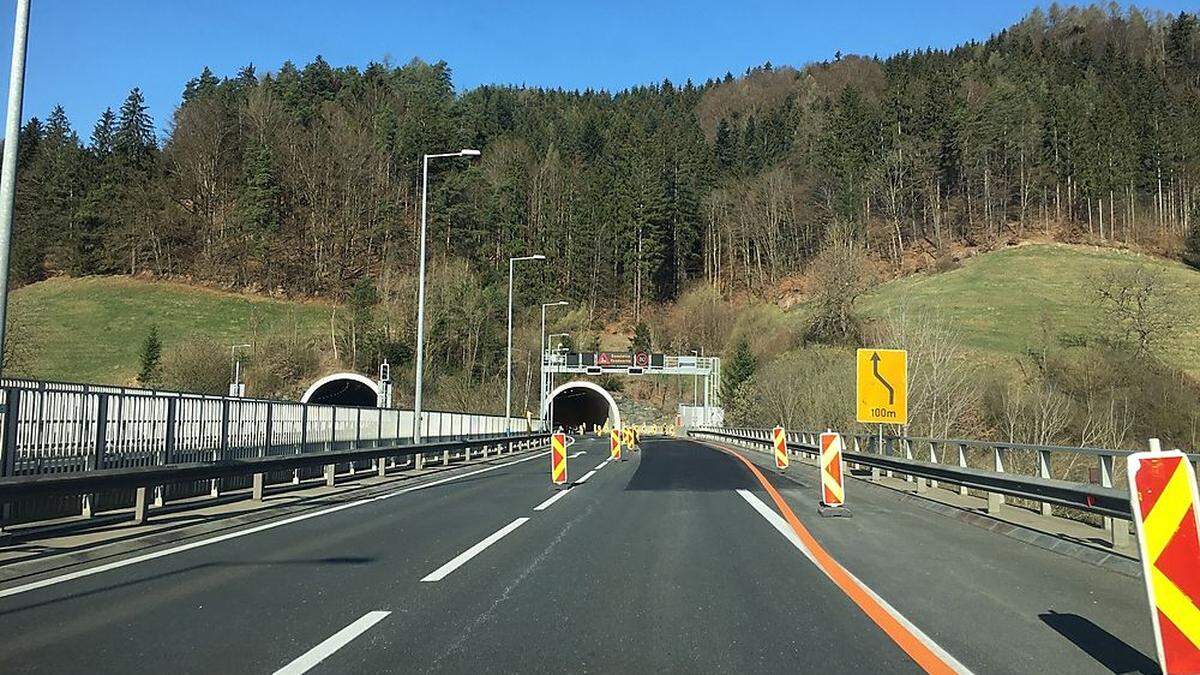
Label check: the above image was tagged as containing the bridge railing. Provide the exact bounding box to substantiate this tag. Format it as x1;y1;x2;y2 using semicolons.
692;426;1200;549
0;380;536;526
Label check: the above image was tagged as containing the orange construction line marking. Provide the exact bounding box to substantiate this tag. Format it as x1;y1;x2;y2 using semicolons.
717;445;959;675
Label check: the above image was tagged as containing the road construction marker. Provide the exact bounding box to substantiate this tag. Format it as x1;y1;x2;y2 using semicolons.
819;431;849;516
611;428;622;461
772;426;788;471
1128;448;1200;673
551;433;568;486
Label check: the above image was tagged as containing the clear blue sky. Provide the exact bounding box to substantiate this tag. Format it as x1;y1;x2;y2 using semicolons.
0;1;1194;136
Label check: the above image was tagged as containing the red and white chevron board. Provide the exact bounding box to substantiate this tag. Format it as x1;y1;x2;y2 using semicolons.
772;426;788;470
551;433;568;486
1128;449;1200;673
610;428;621;460
820;432;845;508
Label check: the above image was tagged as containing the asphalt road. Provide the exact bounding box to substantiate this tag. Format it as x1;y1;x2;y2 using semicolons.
0;436;1161;674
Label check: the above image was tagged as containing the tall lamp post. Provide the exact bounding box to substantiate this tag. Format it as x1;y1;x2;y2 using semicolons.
505;254;545;432
413;149;480;443
0;0;31;373
539;301;568;427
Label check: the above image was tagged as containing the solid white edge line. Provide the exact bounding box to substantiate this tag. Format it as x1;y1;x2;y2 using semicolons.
595;459;609;470
569;450;586;458
420;517;530;582
734;489;973;675
0;450;552;600
274;610;391;675
533;488;572;511
575;469;598;484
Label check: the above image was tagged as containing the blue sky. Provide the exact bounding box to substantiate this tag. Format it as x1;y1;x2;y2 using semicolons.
0;1;1195;136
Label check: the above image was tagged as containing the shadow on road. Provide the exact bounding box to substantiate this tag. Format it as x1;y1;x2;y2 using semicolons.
623;441;755;492
1039;610;1160;674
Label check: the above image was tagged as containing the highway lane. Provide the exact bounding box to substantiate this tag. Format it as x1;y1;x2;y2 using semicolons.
0;442;571;672
0;435;1161;673
702;437;1162;675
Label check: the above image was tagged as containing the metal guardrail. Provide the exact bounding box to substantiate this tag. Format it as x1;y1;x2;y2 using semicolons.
688;427;1166;547
0;379;537;526
0;432;549;524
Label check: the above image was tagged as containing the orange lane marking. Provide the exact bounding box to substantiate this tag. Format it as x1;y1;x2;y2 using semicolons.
717;444;957;675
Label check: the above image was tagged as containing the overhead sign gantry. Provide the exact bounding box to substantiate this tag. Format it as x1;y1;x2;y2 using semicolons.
539;351;722;428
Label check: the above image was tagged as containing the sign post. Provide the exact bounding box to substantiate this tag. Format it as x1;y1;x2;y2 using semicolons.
772;426;788;471
1127;445;1200;673
818;431;850;517
551;433;568;488
611;428;622;462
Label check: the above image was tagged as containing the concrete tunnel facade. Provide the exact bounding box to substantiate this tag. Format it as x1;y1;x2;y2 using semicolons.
300;372;381;407
543;380;621;431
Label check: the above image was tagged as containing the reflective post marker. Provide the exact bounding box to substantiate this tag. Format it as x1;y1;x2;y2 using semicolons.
611;428;622;461
820;431;846;508
1128;448;1200;673
551;433;568;487
773;426;788;471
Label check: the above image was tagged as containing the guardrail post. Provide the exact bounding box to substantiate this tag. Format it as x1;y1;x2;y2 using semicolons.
1037;449;1053;516
1098;453;1128;547
376;411;386;477
927;441;939;490
155;397;177;509
82;394;108;518
217;399;230;497
956;444;969;496
988;447;1005;514
349;408;361;476
133;486;149;524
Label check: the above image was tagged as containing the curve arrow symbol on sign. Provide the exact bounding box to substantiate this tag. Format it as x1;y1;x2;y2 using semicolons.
871;351;895;405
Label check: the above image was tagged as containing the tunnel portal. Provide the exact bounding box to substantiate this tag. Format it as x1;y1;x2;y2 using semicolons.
300;373;381;407
545;380;621;432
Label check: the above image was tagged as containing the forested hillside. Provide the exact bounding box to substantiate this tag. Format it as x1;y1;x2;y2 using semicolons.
13;5;1200;305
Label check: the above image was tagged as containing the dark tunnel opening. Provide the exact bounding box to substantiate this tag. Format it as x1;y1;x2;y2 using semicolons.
549;385;614;432
304;378;379;407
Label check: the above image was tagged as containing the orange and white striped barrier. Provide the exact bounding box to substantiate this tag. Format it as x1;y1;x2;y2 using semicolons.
611;428;622;461
819;431;848;515
772;426;788;471
551;433;568;487
1128;447;1200;673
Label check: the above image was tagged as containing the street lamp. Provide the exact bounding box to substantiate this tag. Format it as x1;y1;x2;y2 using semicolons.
0;0;31;374
505;254;546;432
414;149;481;443
539;301;569;427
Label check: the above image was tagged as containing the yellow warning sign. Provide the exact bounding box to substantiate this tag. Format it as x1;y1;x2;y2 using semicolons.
856;349;907;424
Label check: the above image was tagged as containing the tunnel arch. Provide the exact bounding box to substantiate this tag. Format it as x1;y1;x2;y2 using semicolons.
301;372;381;407
543;380;621;432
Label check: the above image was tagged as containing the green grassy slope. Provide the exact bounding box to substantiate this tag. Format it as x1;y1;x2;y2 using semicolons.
859;243;1200;376
10;276;334;385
